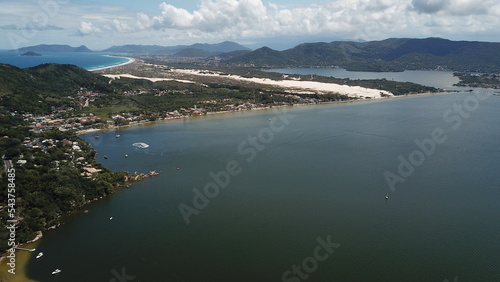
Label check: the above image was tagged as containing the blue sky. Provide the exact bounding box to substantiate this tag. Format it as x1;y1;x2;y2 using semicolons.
1;0;500;50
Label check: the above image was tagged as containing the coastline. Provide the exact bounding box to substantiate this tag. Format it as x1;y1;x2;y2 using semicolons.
87;56;135;71
5;59;458;280
76;91;456;136
0;241;40;282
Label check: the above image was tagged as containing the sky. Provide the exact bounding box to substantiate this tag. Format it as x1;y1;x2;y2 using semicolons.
1;0;500;50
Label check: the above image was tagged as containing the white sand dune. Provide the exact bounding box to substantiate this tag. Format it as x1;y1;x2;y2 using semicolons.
104;68;393;99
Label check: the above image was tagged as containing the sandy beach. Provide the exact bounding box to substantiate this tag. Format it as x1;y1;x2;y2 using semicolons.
89;56;136;71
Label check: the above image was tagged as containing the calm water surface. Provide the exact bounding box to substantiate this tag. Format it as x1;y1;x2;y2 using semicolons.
0;51;130;70
25;91;500;281
269;68;461;89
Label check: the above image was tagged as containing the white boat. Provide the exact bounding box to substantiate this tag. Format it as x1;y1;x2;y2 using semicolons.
132;142;149;149
36;252;43;259
115;134;121;138
109;217;113;220
385;193;389;199
51;269;61;275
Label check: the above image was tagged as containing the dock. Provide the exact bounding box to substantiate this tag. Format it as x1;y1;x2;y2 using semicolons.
15;247;36;252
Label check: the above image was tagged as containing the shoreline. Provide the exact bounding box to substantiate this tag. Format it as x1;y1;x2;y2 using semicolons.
88;56;135;71
76;91;457;136
0;241;40;282
5;60;467;280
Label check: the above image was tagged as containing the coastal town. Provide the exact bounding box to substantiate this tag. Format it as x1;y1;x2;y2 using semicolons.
18;61;366;135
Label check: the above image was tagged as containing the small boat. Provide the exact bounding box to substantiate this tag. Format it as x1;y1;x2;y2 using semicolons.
36;252;43;259
104;155;108;159
132;142;149;149
109;217;113;220
94;135;100;139
115;134;121;138
385;193;389;200
125;154;128;158
51;269;61;275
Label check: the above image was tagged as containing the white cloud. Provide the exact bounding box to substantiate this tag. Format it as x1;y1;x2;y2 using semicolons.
77;22;101;36
5;0;499;49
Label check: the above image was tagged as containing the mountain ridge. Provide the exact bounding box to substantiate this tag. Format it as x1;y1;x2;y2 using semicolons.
226;37;500;72
13;44;92;52
102;41;250;54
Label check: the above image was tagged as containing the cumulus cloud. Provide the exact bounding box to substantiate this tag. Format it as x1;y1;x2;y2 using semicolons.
77;22;101;36
411;0;449;14
410;0;496;15
75;0;500;43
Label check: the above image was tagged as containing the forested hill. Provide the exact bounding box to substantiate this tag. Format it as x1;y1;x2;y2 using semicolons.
227;38;500;72
0;63;113;113
0;63;131;254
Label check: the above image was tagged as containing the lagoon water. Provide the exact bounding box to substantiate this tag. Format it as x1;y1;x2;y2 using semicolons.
269;68;460;89
25;91;500;281
0;51;130;70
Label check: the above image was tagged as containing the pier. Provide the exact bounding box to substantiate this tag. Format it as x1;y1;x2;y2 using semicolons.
15;247;36;252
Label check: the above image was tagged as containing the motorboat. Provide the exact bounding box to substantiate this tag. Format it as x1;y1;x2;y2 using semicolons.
132;142;149;148
51;269;61;275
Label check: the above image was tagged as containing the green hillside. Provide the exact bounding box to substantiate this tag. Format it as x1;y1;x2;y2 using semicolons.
0;63;112;113
228;38;500;72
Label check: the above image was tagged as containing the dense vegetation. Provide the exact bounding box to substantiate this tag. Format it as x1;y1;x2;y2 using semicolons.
0;122;127;253
227;38;500;73
453;73;500;88
0;63;113;113
0;64;132;254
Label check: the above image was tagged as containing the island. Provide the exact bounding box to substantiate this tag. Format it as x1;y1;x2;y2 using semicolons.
20;51;42;57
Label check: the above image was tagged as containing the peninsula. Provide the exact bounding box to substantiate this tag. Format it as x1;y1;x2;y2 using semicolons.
0;52;439;260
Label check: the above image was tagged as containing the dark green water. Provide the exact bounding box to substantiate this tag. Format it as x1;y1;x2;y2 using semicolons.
27;92;500;281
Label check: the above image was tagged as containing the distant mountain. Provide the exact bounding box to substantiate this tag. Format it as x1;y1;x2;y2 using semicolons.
227;38;500;72
14;44;92;52
102;41;250;55
187;41;251;53
173;48;214;58
102;45;168;54
212;50;252;60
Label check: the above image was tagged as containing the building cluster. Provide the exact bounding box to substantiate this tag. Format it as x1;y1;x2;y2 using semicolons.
25;113;102;132
76;89;101;107
19;137;103;178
